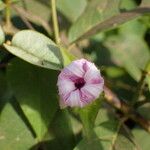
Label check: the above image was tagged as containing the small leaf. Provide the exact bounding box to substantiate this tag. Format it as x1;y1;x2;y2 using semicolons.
0;103;35;150
4;30;63;70
7;58;59;140
60;47;76;66
0;25;5;45
77;99;101;138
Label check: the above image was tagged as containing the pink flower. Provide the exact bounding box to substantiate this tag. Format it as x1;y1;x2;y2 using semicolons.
57;59;104;108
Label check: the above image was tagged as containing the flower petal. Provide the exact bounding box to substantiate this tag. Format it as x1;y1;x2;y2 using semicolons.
57;59;104;108
81;83;103;100
80;88;95;104
84;64;103;84
66;90;83;107
64;59;86;78
57;78;75;97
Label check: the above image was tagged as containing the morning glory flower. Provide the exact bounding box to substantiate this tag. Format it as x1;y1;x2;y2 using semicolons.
57;59;104;108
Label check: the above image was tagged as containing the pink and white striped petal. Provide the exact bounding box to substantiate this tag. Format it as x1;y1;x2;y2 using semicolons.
64;59;86;78
81;83;104;100
57;59;104;108
65;90;84;107
57;79;76;96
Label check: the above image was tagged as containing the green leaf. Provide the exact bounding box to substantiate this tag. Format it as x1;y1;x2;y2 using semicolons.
0;103;35;150
105;67;125;78
104;19;150;81
132;127;150;150
73;134;105;150
4;30;63;70
74;106;138;150
74;121;137;150
0;1;5;11
50;110;75;150
57;0;87;22
137;103;150;120
7;58;59;140
60;47;76;66
69;0;150;43
96;123;137;149
0;25;5;45
95;108;138;150
69;0;120;43
78;99;101;138
141;0;150;6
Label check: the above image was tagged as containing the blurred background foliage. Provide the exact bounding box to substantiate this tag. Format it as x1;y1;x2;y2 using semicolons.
0;0;150;150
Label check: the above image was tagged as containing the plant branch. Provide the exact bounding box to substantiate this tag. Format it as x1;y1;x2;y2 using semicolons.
51;0;60;44
14;9;35;30
104;86;150;132
12;5;52;35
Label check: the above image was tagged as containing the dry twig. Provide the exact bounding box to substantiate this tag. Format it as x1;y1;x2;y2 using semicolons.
104;86;150;132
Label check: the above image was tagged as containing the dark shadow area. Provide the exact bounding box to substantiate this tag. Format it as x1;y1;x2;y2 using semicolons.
30;132;104;150
135;0;142;5
0;70;10;113
83;40;112;66
11;97;37;138
145;28;150;49
11;16;51;37
57;11;72;31
11;16;28;30
125;119;136;129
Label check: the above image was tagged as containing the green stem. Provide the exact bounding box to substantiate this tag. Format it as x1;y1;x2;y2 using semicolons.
51;0;60;44
5;0;11;27
79;111;93;138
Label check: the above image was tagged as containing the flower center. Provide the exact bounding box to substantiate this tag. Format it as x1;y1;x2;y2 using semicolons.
75;78;85;89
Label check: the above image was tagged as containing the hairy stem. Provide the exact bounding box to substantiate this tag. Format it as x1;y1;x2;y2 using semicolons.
51;0;60;44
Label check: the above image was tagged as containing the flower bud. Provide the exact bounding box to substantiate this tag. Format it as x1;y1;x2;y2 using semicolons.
57;59;104;108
